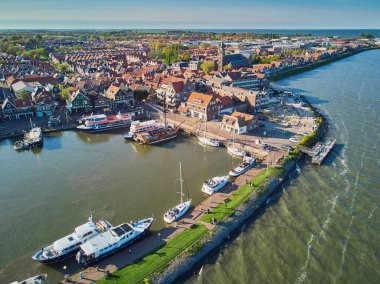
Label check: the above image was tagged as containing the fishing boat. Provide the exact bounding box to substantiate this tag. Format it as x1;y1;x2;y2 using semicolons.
164;162;192;224
123;120;166;140
32;216;112;264
77;112;132;132
10;274;47;284
229;156;256;177
201;175;229;195
76;217;154;266
197;120;219;147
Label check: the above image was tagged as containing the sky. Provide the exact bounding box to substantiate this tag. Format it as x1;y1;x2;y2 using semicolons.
0;0;379;29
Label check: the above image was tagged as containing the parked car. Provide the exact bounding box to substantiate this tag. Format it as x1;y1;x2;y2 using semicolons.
301;132;309;136
281;144;294;150
289;137;299;143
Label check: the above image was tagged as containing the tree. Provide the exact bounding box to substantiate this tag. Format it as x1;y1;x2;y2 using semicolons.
134;90;149;102
58;84;74;101
200;42;211;49
223;63;233;71
180;52;191;62
361;33;374;39
201;61;215;74
18;90;29;100
57;63;70;74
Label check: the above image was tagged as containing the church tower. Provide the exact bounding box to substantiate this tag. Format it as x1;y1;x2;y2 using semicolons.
218;41;226;73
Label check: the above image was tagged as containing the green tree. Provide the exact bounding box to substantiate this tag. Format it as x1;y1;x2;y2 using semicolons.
58;84;74;101
18;90;29;99
201;61;215;74
223;63;233;71
134;90;149;102
180;52;191;62
57;63;70;73
200;42;211;49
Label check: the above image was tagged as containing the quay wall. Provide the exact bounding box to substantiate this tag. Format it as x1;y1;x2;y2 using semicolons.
150;161;296;284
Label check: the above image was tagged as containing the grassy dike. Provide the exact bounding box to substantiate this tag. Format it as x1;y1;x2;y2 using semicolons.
97;166;286;284
269;47;380;82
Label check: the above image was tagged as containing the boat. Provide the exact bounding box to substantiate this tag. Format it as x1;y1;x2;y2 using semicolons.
24;127;43;147
32;216;112;264
77;112;132;132
201;175;229;195
227;145;247;157
123;120;166;140
134;125;179;145
134;96;180;145
76;217;154;266
10;274;47;284
226;132;246;157
229;156;256;177
14;140;30;151
198;135;220;147
164;162;192;224
197;120;219;147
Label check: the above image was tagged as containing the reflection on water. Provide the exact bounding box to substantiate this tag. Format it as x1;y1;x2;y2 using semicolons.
0;130;233;283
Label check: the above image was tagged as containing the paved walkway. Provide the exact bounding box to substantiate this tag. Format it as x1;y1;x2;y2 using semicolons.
63;165;266;283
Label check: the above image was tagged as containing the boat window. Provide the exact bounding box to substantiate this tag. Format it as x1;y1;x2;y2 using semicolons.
68;236;74;241
112;227;125;237
120;223;133;233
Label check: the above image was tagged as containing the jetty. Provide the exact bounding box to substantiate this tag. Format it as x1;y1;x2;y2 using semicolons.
300;138;336;165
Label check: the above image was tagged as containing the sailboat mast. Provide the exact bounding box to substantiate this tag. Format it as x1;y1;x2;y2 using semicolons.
179;162;183;204
163;92;167;128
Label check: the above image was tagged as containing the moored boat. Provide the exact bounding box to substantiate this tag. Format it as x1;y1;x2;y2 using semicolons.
10;274;47;284
201;175;229;195
123;120;166;140
32;216;112;264
229;156;256;177
14;140;30;151
164;162;192;223
76;217;154;266
227;145;247;157
24;127;43;147
134;125;179;145
77;112;132;132
198;135;220;147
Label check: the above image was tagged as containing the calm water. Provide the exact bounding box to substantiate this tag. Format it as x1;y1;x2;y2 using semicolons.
0;132;235;283
186;50;380;284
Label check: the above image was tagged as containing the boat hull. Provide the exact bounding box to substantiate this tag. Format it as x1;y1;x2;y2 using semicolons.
229;158;256;177
201;177;229;195
32;248;78;264
163;200;191;224
79;220;153;266
77;122;131;133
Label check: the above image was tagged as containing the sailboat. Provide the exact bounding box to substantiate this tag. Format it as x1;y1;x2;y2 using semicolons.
197;120;219;147
134;93;179;145
164;162;192;224
226;132;246;157
14;118;43;150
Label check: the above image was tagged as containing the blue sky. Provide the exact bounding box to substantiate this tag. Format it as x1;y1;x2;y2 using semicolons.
0;0;379;29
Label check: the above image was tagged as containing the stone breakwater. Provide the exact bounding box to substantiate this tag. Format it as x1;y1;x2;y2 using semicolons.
151;161;296;284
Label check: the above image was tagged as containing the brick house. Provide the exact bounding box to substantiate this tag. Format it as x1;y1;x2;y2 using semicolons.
178;92;218;121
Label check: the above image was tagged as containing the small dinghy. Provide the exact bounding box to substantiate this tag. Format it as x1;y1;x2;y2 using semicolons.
10;274;47;284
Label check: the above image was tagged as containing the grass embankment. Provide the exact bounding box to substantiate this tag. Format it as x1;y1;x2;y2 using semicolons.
269;48;378;82
98;224;207;284
298;116;323;147
202;167;283;223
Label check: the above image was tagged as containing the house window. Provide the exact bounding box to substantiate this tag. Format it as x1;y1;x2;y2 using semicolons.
74;101;79;106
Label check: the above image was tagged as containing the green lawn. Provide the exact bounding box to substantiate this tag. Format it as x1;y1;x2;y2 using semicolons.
97;224;207;284
201;167;282;223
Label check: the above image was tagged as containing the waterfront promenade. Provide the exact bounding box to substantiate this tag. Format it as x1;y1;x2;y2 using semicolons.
63;165;266;283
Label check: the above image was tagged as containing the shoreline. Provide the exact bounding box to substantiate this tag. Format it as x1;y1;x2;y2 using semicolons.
269;47;380;82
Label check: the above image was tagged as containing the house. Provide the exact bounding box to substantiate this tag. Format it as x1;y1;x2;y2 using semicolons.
104;84;134;108
1;97;34;119
11;81;42;96
178;92;218;121
221;111;258;134
67;91;91;113
33;89;54;117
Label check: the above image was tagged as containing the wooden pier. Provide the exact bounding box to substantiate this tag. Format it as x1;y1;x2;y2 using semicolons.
300;138;336;165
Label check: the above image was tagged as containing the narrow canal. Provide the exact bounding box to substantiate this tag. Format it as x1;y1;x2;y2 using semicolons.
0;132;235;283
185;50;380;284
